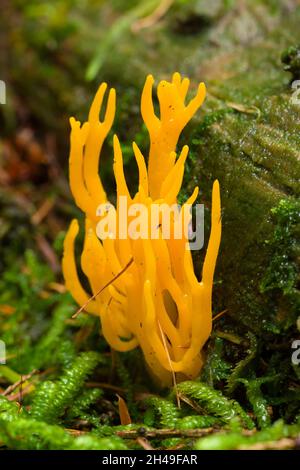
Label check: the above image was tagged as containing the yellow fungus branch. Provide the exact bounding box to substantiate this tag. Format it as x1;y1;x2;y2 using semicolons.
63;73;221;386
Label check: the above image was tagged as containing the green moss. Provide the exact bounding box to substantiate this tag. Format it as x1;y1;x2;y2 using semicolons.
176;381;254;429
177;415;218;430
143;396;181;428
226;332;258;395
260;199;299;296
281;44;300;80
201;337;232;387
195;419;300;450
0;395;127;450
30;352;103;423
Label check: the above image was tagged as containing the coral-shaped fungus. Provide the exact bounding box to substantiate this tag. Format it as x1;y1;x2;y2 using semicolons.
63;73;221;385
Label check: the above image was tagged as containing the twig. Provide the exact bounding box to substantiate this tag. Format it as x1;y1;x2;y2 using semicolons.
226;101;261;118
116;427;216;439
7;382;34;402
66;429;87;437
72;258;133;318
132;0;174;32
18;375;23;405
177;392;204;415
239;436;300;450
86;382;126;393
2;369;38;396
47;282;67;294
35;233;60;273
213;309;228;322
31;198;55;225
215;330;245;345
137;437;154;450
157;320;180;408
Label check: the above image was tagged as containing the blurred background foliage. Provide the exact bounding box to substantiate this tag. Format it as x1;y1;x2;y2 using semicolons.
0;0;299;450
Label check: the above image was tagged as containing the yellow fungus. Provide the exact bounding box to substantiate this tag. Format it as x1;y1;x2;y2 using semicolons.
62;73;221;386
